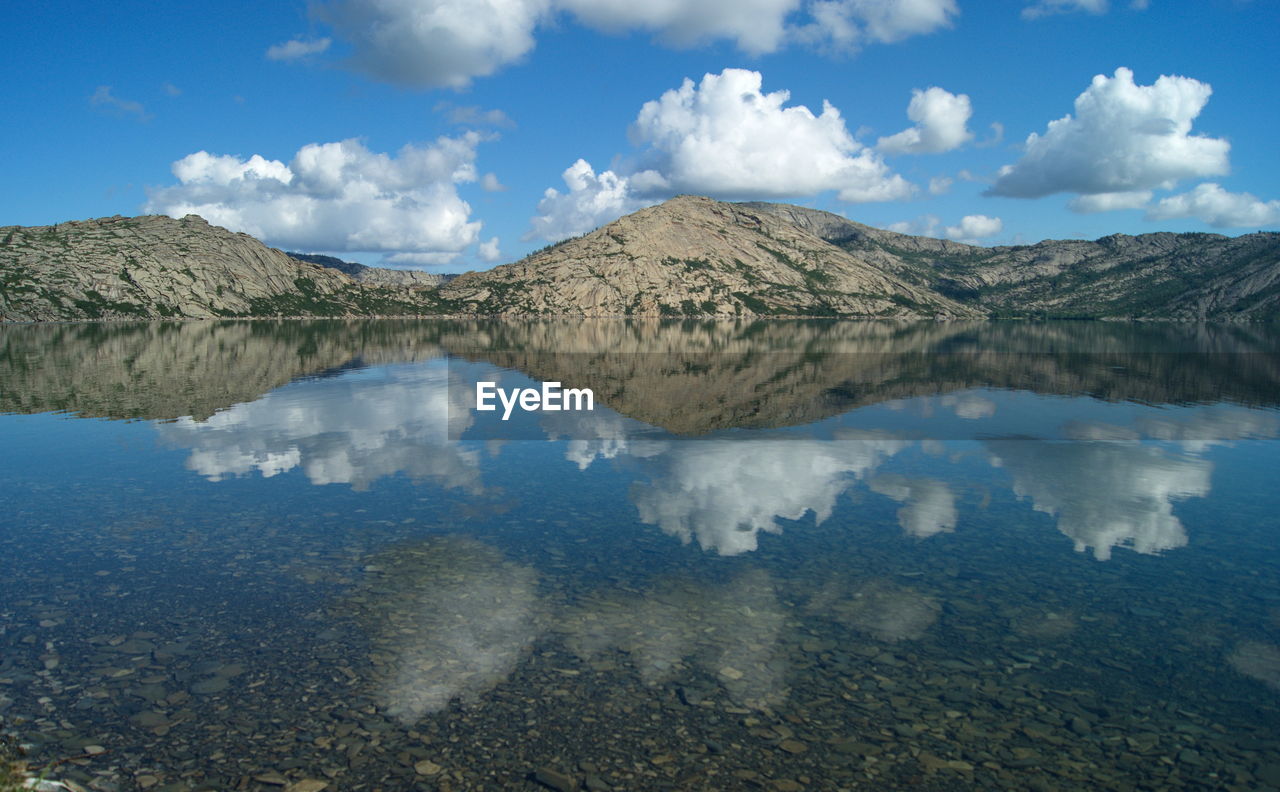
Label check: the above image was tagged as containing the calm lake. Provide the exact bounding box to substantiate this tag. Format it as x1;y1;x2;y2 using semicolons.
1;319;1279;791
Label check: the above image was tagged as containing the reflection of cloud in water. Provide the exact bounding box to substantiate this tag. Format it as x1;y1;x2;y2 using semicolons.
1136;408;1279;453
356;537;544;723
1228;641;1280;692
159;365;480;491
632;432;907;555
987;439;1210;561
821;579;941;643
868;474;957;538
940;393;997;420
560;569;787;708
541;410;661;471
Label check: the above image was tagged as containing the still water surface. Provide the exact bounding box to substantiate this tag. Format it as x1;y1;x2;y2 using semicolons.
1;320;1279;791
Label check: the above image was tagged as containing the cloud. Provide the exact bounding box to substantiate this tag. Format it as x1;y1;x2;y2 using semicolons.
877;86;974;154
885;214;940;237
436;102;515;128
265;37;332;61
481;172;507;192
632;432;906;555
1022;0;1108;19
944;214;1003;241
988;68;1229;200
1069;190;1152;213
928;176;952;195
1146;183;1280;228
986;438;1210;561
868;474;957;538
312;0;952;88
146;135;487;256
558;0;800;54
528;159;656;242
89;85;150;121
478;236;502;262
162;82;182;97
798;0;958;51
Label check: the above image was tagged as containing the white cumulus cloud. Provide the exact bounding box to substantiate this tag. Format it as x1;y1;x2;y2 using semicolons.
1146;183;1280;228
527;69;913;240
944;214;1003;241
630;68;912;202
877;86;974;154
527;159;656;242
265;37;332;61
988;67;1229;200
146;135;487;256
310;0;953;87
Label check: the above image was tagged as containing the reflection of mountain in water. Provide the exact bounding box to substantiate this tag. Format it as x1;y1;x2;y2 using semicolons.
4;319;1279;432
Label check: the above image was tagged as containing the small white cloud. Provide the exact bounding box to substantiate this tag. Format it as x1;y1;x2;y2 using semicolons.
266;37;332;61
976;121;1004;148
436;102;515;128
527;159;655;242
798;0;958;51
478;237;502;262
1069;190;1152;213
928;176;953;195
1022;0;1108;19
988;67;1229;199
559;0;800;55
877;87;974;155
162;82;182;97
90;85;150;121
945;214;1002;241
1146;183;1280;228
146;135;488;256
885;214;941;237
481;172;507;192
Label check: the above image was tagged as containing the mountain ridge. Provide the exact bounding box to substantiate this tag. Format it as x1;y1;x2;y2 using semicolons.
3;196;1278;322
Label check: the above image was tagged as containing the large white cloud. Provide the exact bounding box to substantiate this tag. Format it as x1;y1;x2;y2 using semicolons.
529;68;911;240
310;0;951;88
146;136;485;256
1146;183;1280;228
988;67;1229;200
877;86;974;154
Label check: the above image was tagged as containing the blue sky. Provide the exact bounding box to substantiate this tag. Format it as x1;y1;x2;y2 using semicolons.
2;0;1276;270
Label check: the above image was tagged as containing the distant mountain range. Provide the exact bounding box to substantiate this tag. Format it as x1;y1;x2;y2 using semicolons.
2;196;1277;322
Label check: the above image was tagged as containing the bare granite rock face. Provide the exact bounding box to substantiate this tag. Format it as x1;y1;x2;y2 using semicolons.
439;195;978;318
0;215;443;322
3;198;1278;322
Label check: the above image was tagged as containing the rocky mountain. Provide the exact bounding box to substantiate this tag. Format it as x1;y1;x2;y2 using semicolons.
287;252;457;289
436;196;1280;320
3;198;1278;322
0;215;445;322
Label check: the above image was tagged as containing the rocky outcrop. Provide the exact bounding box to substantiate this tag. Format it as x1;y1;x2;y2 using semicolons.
0;215;446;322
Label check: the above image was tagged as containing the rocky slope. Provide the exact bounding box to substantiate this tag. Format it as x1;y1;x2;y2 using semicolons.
3;198;1278;321
437;196;1280;320
438;196;978;318
0;215;445;321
